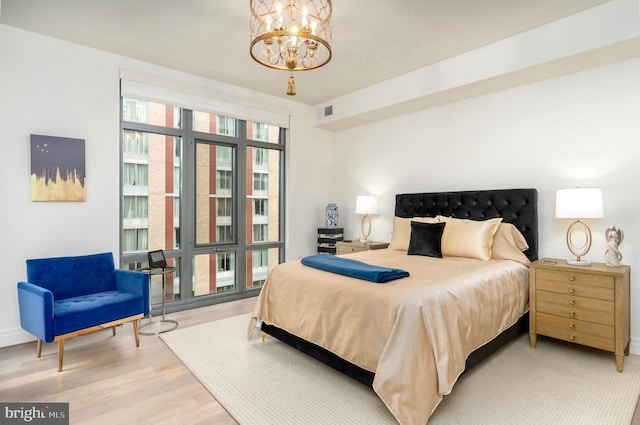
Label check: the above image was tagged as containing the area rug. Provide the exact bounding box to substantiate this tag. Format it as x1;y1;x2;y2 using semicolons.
160;314;640;424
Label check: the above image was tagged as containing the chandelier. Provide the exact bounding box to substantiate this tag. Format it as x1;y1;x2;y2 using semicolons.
250;0;332;96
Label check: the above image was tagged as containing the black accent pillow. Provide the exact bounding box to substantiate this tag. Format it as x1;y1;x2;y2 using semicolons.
408;221;445;258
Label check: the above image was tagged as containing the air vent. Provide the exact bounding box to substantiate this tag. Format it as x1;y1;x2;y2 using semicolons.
316;104;334;119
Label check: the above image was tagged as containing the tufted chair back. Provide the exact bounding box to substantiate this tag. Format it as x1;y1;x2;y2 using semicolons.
26;252;117;300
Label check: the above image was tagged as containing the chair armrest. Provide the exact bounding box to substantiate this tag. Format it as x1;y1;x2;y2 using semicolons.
115;270;150;315
17;282;54;342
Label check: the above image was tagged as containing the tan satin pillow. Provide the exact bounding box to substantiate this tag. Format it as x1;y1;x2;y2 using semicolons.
389;216;440;251
491;223;530;265
437;216;502;261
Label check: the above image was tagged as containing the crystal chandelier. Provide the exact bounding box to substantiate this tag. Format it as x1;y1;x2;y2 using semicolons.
250;0;332;96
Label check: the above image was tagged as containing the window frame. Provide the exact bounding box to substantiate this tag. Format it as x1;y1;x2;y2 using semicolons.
120;96;286;315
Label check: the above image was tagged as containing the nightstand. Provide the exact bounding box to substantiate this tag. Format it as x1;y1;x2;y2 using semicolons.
335;241;389;255
529;258;630;372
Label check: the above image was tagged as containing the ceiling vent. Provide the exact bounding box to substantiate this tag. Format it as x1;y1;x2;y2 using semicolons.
317;105;333;119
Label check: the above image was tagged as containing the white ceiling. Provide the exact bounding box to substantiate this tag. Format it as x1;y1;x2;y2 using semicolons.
0;0;608;105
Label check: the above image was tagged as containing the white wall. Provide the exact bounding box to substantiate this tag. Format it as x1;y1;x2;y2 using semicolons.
332;58;640;353
0;24;335;347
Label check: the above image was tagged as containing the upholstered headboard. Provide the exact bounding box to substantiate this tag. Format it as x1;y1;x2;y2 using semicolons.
395;188;538;261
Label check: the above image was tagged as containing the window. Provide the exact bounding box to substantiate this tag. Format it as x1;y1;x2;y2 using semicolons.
217;198;232;217
247;247;278;289
173;197;180;221
217;146;232;164
253;224;268;242
254;147;268;166
174;167;180;193
123;196;148;219
246;121;280;144
217;252;234;272
121;96;285;313
252;122;269;142
123;131;148;154
123;163;148;186
252;249;268;268
217;115;236;136
217;170;232;191
216;225;233;242
253;173;268;191
253;199;268;216
122;98;147;123
123;229;148;252
123;98;181;128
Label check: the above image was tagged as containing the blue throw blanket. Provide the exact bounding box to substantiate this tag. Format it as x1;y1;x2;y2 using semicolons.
300;254;410;283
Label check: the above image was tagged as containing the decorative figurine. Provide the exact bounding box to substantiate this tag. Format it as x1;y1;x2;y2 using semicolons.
605;226;624;267
326;203;339;228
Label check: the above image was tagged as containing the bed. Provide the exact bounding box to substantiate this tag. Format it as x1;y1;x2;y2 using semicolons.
248;188;538;425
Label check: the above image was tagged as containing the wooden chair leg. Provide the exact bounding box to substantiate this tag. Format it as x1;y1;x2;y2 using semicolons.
36;339;43;358
133;320;140;347
112;326;116;336
57;340;64;372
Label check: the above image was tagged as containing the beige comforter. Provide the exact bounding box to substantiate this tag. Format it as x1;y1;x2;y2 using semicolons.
248;249;529;425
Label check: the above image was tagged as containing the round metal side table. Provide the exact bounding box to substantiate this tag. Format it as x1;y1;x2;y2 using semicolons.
137;267;179;335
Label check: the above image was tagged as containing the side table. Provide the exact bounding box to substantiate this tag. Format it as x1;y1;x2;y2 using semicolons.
529;258;630;372
137;266;179;335
335;241;389;255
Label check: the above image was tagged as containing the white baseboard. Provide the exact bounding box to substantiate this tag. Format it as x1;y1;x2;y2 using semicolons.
3;326;640;356
0;327;36;348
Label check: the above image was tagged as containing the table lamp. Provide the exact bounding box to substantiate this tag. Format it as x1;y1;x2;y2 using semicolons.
355;195;379;243
555;187;604;266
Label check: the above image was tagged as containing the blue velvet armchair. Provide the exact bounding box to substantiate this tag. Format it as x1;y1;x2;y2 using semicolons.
17;252;149;371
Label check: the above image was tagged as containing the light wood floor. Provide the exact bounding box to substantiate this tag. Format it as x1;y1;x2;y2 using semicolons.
0;297;256;425
2;296;640;425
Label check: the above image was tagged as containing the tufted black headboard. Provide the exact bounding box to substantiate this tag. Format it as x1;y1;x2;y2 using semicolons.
395;188;538;261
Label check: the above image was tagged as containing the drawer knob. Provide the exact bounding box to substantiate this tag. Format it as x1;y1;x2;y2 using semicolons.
569;275;575;282
569;322;575;329
569;335;576;341
568;288;575;293
569;311;576;317
569;299;576;305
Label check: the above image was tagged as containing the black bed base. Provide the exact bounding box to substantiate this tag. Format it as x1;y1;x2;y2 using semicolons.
261;312;529;388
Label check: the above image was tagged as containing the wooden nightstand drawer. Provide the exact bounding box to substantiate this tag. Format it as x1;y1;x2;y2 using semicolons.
536;322;614;352
536;312;614;340
536;300;613;326
536;278;614;301
338;244;366;254
336;241;389;255
537;268;614;288
536;290;613;317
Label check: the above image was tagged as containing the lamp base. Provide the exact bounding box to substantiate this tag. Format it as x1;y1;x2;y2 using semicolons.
566;259;592;266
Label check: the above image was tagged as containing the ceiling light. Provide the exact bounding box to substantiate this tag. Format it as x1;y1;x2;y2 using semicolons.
250;0;332;96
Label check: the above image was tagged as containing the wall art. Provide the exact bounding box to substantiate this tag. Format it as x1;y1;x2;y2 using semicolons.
30;134;86;201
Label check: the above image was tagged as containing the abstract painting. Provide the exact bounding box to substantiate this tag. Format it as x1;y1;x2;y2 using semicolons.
30;134;86;201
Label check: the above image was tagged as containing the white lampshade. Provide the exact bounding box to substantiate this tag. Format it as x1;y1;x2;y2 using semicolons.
555;188;604;219
355;195;379;215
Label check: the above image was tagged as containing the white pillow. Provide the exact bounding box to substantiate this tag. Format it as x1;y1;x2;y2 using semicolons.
437;216;502;261
491;223;530;265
